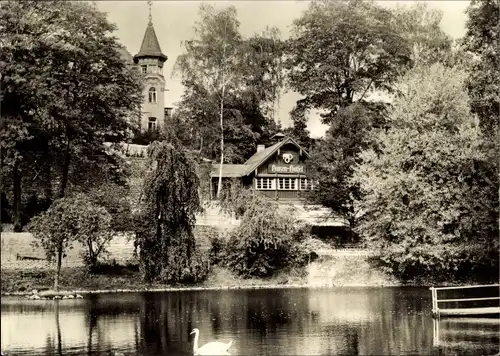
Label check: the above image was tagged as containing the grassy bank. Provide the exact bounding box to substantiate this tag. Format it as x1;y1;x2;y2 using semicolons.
1;256;405;296
3;231;491;295
0;265;312;295
1;230;400;296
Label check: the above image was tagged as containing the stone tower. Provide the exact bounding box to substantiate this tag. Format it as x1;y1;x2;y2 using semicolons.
134;1;168;132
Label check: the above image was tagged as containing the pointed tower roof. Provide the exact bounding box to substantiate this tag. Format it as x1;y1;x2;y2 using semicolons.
133;20;167;63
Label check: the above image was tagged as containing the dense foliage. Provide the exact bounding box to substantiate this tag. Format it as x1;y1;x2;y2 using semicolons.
173;4;284;172
306;104;374;231
29;194;116;289
290;1;453;233
354;63;499;282
461;0;499;133
218;196;315;277
286;0;408;124
0;0;143;230
29;197;79;291
135;142;207;283
217;179;254;218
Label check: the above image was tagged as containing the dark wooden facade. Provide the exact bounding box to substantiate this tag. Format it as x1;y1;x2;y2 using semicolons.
210;137;314;201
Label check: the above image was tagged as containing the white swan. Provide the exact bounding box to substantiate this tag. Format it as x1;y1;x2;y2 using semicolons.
190;328;232;355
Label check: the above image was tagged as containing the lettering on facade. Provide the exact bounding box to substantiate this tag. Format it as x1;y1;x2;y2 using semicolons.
268;164;306;174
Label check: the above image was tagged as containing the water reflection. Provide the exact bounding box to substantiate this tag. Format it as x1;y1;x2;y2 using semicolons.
1;288;498;355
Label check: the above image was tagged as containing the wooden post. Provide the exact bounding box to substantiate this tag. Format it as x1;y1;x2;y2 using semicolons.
430;287;436;316
432;317;440;347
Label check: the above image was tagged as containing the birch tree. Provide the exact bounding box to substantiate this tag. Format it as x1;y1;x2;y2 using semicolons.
175;5;243;198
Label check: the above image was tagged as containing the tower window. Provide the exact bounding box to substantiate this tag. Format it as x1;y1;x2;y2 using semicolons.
148;87;157;103
141;65;147;74
148;117;157;131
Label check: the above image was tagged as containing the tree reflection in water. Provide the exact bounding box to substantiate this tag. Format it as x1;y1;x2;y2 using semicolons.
2;288;498;355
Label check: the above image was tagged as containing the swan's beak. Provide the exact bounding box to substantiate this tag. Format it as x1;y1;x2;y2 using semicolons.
189;330;195;335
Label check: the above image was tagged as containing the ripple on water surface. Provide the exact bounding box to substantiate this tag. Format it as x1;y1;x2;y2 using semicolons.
1;287;499;355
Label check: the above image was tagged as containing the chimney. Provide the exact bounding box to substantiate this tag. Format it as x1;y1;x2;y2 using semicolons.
257;144;266;152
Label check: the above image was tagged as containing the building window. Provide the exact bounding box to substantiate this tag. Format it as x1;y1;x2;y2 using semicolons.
148;87;157;103
256;178;275;190
148;117;157;131
141;65;147;74
300;178;314;190
278;178;297;190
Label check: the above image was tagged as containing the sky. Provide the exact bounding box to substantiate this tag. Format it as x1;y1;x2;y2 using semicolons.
96;1;471;138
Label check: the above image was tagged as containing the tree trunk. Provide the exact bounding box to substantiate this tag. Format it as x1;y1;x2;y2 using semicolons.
59;141;70;199
87;239;97;272
13;159;22;232
43;157;52;202
54;244;63;291
216;94;225;199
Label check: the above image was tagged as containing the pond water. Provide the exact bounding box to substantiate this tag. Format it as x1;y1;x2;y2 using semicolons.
1;287;499;355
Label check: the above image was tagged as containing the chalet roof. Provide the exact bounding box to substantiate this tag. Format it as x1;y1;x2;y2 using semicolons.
209;137;311;178
243;141;282;172
134;22;168;63
243;137;311;175
210;164;249;178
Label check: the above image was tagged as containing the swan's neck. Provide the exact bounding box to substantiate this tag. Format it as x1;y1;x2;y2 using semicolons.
193;331;199;353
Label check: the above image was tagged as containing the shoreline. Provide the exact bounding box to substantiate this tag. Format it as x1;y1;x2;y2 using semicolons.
2;275;494;298
2;264;493;298
2;282;418;298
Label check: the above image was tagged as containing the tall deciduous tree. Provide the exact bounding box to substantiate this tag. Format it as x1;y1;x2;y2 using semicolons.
461;0;499;133
0;0;143;229
286;0;409;125
288;0;454;231
174;5;284;196
174;5;243;199
392;2;452;66
354;63;499;282
135;141;205;283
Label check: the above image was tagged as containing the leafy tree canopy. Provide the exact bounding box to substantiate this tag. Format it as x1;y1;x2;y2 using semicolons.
173;4;284;164
461;0;499;132
354;63;498;282
286;0;410;125
0;0;143;228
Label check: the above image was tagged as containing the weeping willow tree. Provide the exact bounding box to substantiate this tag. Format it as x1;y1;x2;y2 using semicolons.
135;141;206;283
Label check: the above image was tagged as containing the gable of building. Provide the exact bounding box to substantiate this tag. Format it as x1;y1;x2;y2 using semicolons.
244;137;311;176
209;137;311;178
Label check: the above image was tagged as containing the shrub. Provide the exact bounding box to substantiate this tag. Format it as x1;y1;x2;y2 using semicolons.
75;199;114;272
157;247;210;284
209;234;227;266
222;196;312;277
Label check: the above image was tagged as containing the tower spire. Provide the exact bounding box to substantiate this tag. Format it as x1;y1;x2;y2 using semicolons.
148;0;152;23
134;0;167;63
